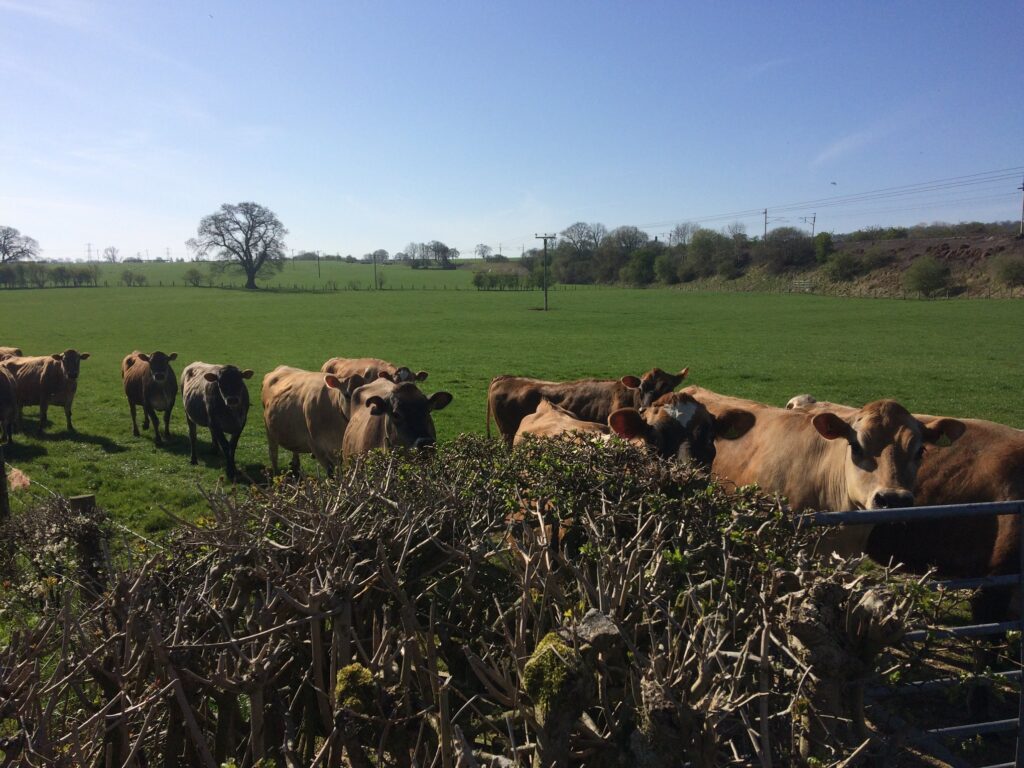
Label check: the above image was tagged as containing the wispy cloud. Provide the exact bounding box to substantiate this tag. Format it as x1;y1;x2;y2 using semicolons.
812;127;890;168
0;0;92;27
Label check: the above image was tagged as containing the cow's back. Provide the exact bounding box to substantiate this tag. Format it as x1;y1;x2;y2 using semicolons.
0;366;16;425
263;366;347;456
488;376;631;442
182;362;217;427
2;355;57;405
322;357;392;380
514;399;608;445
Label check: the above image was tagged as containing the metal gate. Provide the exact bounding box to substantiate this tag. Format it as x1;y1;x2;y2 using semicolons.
805;500;1024;768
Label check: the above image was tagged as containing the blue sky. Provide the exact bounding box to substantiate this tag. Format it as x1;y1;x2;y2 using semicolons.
2;0;1022;261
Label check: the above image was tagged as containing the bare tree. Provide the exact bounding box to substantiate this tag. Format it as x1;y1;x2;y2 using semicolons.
0;226;40;263
187;202;287;289
103;246;120;263
669;222;698;246
475;243;493;261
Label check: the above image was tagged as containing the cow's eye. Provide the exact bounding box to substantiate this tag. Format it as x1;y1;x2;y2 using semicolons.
914;444;925;461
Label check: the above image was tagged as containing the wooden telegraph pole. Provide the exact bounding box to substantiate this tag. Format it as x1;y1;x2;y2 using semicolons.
535;233;556;311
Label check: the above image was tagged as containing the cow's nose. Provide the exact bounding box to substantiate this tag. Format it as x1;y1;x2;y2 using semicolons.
413;437;436;449
871;490;915;509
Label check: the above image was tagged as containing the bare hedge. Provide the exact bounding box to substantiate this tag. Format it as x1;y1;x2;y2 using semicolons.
0;435;916;766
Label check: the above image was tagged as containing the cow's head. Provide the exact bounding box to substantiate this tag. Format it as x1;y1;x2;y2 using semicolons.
621;367;689;407
378;366;429;384
364;382;453;449
51;349;90;379
810;399;965;510
608;392;754;469
203;365;254;412
138;351;177;384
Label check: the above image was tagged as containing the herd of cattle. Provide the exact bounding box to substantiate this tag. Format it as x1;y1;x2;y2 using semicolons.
0;344;1022;626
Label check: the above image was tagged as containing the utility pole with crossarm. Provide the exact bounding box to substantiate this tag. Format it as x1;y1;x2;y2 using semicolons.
535;233;556;311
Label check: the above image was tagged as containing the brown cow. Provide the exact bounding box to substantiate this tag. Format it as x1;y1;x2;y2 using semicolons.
515;393;755;471
0;365;16;443
0;349;90;434
342;376;452;458
683;385;964;555
487;367;689;447
0;347;23;360
262;366;358;475
122;351;178;445
608;391;756;468
787;393;1024;623
321;356;427;385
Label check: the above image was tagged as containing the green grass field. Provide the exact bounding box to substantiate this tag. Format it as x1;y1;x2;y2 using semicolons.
101;259;482;290
2;283;1022;531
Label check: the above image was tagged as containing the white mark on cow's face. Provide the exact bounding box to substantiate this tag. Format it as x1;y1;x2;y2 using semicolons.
663;400;698;429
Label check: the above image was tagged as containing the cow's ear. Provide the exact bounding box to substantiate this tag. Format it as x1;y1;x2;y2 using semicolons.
51;354;63;361
415;370;429;381
620;375;642;389
324;374;346;392
168;353;178;361
715;408;755;440
378;370;395;382
79;353;90;360
138;353;151;363
204;372;219;382
241;369;254;379
811;412;852;441
429;392;453;411
676;366;689;381
608;408;649;440
367;395;390;415
920;417;966;446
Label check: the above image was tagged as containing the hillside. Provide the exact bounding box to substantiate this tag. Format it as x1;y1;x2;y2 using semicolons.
678;233;1024;298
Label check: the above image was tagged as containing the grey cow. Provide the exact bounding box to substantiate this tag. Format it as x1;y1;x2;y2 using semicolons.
181;362;254;480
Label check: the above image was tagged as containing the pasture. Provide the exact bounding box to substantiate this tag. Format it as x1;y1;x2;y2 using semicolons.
2;284;1022;530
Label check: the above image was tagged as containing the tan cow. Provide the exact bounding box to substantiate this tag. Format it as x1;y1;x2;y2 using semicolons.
683;385;965;555
342;376;452;458
0;365;16;443
262;366;358;475
321;357;427;385
487;367;689;447
0;349;90;434
513;399;610;445
122;351;178;445
0;346;23;360
787;393;1024;623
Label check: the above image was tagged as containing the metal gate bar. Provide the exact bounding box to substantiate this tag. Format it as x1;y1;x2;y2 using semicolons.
802;499;1024;768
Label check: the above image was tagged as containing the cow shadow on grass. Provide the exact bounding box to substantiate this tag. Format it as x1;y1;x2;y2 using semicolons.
158;435;266;487
64;430;129;454
10;418;128;455
1;440;48;462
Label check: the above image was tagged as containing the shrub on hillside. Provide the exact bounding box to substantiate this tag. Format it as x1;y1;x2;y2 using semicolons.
183;267;204;287
814;231;835;263
903;255;951;296
824;251;865;282
990;252;1024;290
862;244;897;270
0;437;922;766
755;226;815;274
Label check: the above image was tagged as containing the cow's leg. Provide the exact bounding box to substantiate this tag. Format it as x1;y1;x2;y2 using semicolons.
210;424;234;478
64;401;74;432
130;402;140;436
163;407;172;439
289;452;301;477
225;431;242;480
37;402;48;435
145;405;163;446
187;417;199;465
